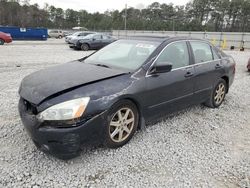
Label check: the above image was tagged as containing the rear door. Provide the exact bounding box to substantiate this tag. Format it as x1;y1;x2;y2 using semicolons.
144;41;196;119
102;35;112;47
189;41;222;103
91;34;103;49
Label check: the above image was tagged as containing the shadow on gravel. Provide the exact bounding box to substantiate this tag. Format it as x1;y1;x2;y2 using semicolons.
72;104;206;161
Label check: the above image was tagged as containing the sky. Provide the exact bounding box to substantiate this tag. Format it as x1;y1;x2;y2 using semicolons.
29;0;190;13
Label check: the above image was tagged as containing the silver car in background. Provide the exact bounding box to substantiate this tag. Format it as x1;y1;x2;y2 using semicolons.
65;32;95;43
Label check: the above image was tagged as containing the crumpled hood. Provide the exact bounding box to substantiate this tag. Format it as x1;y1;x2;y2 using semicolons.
19;61;126;105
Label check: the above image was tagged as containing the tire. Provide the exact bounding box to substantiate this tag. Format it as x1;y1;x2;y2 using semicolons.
204;79;227;108
58;35;62;39
0;39;5;45
104;100;139;148
81;43;89;51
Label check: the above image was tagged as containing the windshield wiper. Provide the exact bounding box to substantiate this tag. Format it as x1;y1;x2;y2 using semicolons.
78;51;97;62
95;64;111;69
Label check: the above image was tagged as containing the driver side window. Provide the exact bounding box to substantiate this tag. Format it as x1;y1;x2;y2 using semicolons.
155;41;190;69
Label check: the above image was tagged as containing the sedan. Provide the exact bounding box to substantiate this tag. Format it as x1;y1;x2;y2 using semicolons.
0;31;12;45
65;32;94;43
18;37;235;159
70;33;116;51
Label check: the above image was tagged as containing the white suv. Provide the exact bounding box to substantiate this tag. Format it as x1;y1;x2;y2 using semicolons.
48;30;64;39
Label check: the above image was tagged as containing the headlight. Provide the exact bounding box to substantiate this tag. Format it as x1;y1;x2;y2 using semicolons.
37;97;90;121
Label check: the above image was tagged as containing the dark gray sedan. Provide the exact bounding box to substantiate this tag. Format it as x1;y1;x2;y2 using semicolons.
70;33;116;50
18;37;235;159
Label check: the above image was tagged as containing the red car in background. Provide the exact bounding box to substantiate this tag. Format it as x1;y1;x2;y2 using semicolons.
247;58;250;71
0;31;12;45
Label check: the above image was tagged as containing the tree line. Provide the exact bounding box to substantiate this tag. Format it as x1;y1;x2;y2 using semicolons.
0;0;250;32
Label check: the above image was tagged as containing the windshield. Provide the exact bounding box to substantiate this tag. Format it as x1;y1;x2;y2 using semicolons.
85;40;160;71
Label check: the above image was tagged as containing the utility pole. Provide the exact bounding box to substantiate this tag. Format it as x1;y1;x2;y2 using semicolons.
125;4;127;37
172;18;175;34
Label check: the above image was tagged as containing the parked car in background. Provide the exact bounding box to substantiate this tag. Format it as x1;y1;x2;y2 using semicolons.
48;30;64;39
247;58;250;71
65;32;94;43
0;31;12;45
68;32;96;46
71;33;116;50
63;31;73;37
18;37;235;159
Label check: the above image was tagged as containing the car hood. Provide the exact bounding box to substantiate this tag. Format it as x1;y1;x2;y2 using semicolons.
19;61;127;105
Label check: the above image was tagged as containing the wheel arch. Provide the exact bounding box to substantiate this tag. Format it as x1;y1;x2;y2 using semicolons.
81;42;90;47
111;95;144;130
0;38;5;43
221;75;229;93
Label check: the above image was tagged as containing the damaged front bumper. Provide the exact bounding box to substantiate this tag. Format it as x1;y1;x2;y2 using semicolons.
18;98;106;160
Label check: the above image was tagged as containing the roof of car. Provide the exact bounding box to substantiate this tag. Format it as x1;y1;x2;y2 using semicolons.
119;36;206;43
122;36;169;42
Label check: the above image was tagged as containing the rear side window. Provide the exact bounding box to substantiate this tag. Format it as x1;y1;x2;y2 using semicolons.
103;35;111;40
156;41;190;69
190;41;213;63
214;47;226;58
212;47;220;60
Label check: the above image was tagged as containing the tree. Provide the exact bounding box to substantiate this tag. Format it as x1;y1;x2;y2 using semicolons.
0;0;250;32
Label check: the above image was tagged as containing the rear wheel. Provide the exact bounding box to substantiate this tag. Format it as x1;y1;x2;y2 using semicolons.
58;35;62;39
104;100;139;148
0;39;5;45
81;43;89;51
204;79;227;108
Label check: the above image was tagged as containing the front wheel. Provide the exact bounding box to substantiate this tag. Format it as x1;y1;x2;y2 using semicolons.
104;100;139;148
0;39;5;45
81;43;89;51
204;79;227;108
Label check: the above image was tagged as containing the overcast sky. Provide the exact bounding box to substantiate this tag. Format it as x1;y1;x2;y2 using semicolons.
29;0;189;13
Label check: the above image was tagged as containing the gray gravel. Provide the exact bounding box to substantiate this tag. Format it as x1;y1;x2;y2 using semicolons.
0;39;249;188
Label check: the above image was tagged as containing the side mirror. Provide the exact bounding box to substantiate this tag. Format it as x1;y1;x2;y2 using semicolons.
150;62;173;74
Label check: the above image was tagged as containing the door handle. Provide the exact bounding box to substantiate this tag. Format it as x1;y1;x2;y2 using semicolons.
185;71;194;78
215;64;222;69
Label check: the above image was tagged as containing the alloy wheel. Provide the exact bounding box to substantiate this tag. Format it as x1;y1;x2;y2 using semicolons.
214;83;225;105
81;44;89;51
109;108;135;143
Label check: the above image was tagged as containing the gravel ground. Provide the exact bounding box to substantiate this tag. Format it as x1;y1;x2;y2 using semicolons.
0;39;249;188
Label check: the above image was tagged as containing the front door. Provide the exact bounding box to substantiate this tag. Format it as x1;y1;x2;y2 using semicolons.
144;41;195;120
